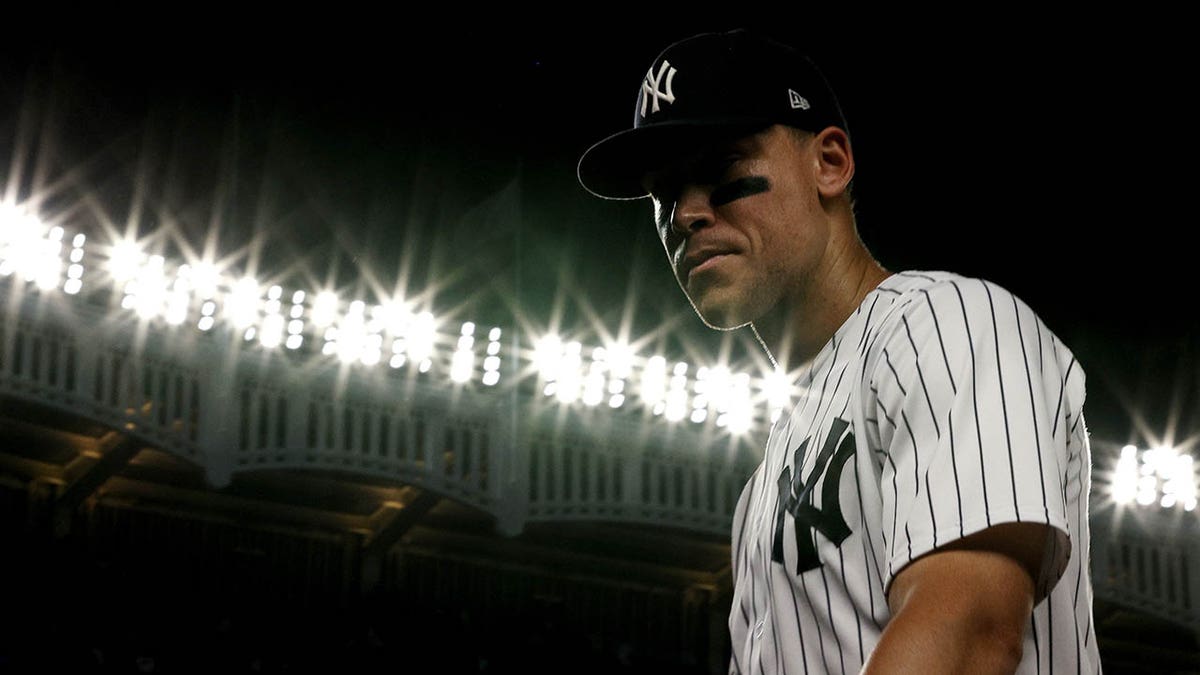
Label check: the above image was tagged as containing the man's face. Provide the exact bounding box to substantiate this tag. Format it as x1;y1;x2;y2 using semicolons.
642;125;829;330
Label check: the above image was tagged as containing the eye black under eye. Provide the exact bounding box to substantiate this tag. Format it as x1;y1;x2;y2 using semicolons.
710;176;770;207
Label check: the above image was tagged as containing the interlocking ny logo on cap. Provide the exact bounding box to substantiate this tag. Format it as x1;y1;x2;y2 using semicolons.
640;60;677;118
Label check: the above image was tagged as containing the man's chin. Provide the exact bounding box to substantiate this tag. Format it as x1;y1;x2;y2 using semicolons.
690;298;752;331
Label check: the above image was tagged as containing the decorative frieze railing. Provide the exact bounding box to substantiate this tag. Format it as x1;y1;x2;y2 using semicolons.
2;292;1197;635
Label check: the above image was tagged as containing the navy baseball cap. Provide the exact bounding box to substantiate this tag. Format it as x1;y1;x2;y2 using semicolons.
577;29;849;200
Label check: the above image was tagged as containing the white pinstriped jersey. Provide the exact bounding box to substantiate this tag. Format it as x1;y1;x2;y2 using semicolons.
728;271;1101;674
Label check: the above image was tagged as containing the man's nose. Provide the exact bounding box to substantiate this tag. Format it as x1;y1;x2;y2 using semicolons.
670;184;713;237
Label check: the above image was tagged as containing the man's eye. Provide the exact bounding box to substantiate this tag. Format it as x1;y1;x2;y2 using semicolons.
649;178;680;205
695;156;738;184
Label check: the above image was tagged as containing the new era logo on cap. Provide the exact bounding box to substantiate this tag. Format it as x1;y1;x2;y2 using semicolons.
788;89;810;110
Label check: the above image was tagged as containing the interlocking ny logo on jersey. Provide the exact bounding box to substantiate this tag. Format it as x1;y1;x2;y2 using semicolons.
640;60;677;117
772;417;856;574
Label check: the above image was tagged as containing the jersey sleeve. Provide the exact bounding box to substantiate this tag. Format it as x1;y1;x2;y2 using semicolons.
867;276;1083;598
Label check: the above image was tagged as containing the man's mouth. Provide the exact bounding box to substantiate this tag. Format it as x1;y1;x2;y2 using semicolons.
683;251;734;284
690;253;731;279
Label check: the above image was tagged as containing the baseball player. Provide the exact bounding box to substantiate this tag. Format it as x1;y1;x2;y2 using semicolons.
576;29;1100;674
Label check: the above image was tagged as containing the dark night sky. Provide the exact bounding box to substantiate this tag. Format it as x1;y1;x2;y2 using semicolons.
1;13;1195;450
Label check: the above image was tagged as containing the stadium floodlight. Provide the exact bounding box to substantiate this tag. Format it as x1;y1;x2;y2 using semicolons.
665;371;688;421
335;302;367;365
367;305;386;334
360;349;381;367
132;255;168;319
582;372;605;406
108;241;144;283
450;348;474;383
408;312;436;367
165;288;189;325
534;335;563;381
359;316;384;366
259;313;285;348
581;349;607;406
312;291;339;328
0;208;63;290
554;341;583;403
600;343;634;408
0;206;42;281
725;373;754;435
63;266;83;292
287;294;305;332
0;202;22;233
265;283;283;317
189;261;220;300
1137;474;1158;506
377;300;409;335
668;365;688;412
33;256;60;291
450;322;476;383
765;367;792;413
642;356;667;406
198;301;216;331
699;365;732;413
482;328;503;385
227;277;261;329
1161;452;1196;510
606;343;634;379
396;336;415;367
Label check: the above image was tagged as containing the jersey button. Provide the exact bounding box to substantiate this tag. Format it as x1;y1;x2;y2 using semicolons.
754;620;765;639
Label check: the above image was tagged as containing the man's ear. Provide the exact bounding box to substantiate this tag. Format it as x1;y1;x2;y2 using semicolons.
813;126;854;199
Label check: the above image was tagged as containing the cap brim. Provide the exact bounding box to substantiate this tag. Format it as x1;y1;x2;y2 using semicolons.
577;118;769;200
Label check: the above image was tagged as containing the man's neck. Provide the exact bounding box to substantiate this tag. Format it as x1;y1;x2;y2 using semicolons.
751;243;891;373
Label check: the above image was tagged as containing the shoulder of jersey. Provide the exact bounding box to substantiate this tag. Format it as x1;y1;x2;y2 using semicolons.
875;270;1027;317
863;270;1032;346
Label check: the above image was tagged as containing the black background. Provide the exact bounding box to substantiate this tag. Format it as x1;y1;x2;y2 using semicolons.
1;10;1195;450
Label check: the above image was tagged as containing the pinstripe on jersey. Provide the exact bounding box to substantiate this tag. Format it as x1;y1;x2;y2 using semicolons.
728;270;1101;674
